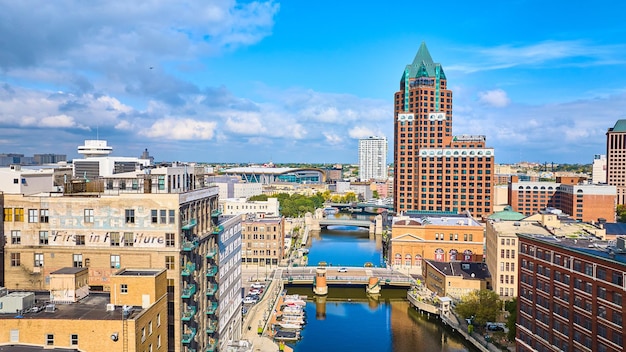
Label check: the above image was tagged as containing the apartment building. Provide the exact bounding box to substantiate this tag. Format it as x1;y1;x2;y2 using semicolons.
390;211;484;275
1;166;242;352
423;260;491;300
0;268;168;351
241;215;286;271
517;234;626;352
393;42;495;219
358;136;388;181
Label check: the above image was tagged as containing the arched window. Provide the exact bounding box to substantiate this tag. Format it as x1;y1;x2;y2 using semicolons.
435;248;445;261
405;254;412;266
449;249;458;261
463;249;473;261
394;253;402;266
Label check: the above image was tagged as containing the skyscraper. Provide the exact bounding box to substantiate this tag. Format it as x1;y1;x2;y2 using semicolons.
358;136;388;181
606;120;626;204
393;42;494;219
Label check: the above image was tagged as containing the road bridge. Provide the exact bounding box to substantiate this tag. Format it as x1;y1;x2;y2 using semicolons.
316;218;372;229
305;208;384;235
281;266;412;287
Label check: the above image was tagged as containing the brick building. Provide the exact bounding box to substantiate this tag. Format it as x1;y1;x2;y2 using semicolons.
517;234;626;351
393;42;495;219
241;215;286;271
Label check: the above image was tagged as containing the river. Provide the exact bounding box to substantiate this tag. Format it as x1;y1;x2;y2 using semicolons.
282;222;478;352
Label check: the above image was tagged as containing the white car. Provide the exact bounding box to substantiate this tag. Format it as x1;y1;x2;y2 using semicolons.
243;296;257;304
337;268;348;273
251;282;265;289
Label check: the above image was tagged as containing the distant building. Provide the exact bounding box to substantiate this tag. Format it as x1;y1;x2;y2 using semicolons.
212;175;263;199
389;211;484;275
607;120;626;204
593;154;607;184
393;42;494;219
220;197;280;217
423;260;491;300
0;165;55;195
73;140;151;180
517;234;626;352
358;136;388;182
0;268;168;352
223;167;325;185
508;176;616;222
325;165;343;182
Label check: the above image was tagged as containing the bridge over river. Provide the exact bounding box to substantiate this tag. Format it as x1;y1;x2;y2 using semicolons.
280;266;413;288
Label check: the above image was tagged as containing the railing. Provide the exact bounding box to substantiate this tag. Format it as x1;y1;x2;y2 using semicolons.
182;263;196;276
182;284;196;299
211;225;224;235
182;218;197;230
182;306;197;321
211;209;222;217
206;284;218;296
206;249;218;259
205;338;218;352
182;327;197;344
182;240;198;251
205;320;217;334
206;266;218;277
205;302;218;315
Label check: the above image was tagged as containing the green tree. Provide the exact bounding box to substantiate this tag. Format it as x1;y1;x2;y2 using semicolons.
372;190;379;199
248;194;269;201
617;204;626;223
455;289;501;328
505;298;517;341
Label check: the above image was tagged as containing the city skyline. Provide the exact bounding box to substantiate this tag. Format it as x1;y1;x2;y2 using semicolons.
1;1;626;164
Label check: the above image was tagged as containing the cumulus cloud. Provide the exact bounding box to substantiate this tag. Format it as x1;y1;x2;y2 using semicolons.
141;118;217;140
478;89;510;107
348;126;378;139
323;132;343;145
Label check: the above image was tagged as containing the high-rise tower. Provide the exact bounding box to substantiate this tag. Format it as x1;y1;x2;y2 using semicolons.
606;120;626;204
358;136;388;181
393;43;494;219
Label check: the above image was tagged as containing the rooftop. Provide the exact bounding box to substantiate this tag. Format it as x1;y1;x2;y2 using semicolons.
518;234;626;265
0;292;142;321
394;211;482;227
50;267;88;275
427;261;491;280
115;269;162;276
609;119;626;133
0;345;78;352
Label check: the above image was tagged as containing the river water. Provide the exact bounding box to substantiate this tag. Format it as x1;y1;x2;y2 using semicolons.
283;223;478;352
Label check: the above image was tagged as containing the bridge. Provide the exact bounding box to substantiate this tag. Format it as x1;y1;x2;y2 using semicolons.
317;218;372;229
326;201;394;211
280;266;412;287
305;208;384;235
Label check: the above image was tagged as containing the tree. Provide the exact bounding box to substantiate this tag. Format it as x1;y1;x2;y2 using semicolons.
505;298;517;341
617;204;626;223
455;289;501;328
372;190;379;199
248;194;269;201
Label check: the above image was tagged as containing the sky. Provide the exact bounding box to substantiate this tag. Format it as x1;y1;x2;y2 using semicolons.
2;1;626;164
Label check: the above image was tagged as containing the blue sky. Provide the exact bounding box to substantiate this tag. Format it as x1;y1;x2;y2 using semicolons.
2;0;626;164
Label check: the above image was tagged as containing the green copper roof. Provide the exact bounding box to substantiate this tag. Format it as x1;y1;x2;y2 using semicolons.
401;42;447;82
611;119;626;132
488;206;525;221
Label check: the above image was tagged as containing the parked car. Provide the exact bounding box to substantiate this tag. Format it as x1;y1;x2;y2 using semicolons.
486;323;504;331
243;296;256;304
337;268;348;273
251;282;265;289
249;288;261;295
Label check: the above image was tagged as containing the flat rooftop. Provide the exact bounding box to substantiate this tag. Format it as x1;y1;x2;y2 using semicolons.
50;267;87;275
518;234;626;265
0;292;142;321
0;345;77;352
394;212;482;227
115;269;161;276
427;261;491;280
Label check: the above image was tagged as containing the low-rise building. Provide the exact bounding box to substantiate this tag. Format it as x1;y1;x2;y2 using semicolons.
220;197;280;217
241;215;285;270
423;260;491;300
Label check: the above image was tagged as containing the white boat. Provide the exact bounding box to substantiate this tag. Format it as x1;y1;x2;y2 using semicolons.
278;322;302;330
278;316;305;325
281;305;304;313
283;295;307;306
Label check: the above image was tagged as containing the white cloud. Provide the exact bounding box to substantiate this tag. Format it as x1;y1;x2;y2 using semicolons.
323;132;343;145
348;126;378;139
225;113;267;135
478;89;510;107
141;118;217;140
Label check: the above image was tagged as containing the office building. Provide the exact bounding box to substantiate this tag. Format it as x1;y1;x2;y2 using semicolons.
241;215;286;270
389;211;484;275
607;120;626;204
517;234;626;352
0;268;168;351
593;154;607;184
393;42;494;219
1;165;242;352
508;176;616;222
220;197;280;217
358;136;388;181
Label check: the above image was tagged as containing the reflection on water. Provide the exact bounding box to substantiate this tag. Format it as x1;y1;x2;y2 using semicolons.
306;226;383;267
285;287;477;352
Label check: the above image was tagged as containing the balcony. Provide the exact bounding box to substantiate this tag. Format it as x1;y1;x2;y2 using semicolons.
182;218;197;230
211;225;223;235
205;302;218;315
205;249;218;259
182;328;197;344
181;284;196;299
206;284;218;296
182;239;198;252
206;338;218;352
211;209;222;218
182;263;196;276
181;306;197;321
205;319;217;334
205;266;218;277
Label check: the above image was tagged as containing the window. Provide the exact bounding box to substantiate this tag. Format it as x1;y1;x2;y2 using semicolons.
157;313;161;326
169;210;175;224
70;334;78;346
125;209;135;223
4;208;13;221
28;209;38;223
75;234;85;246
40;209;49;223
141;327;146;342
46;334;54;346
34;253;44;267
15;208;24;222
110;232;120;246
165;256;175;270
11;230;21;244
73;254;83;268
39;231;49;245
160;210;166;224
11;253;20;266
110;255;120;269
157;334;161;348
151;209;158;223
123;232;133;247
149;321;153;334
121;284;128;294
84;209;94;223
165;233;175;247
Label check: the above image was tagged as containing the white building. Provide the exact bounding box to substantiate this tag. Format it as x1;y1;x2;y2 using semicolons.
212;175;263;199
0;165;55;195
220;197;280;217
592;154;607;184
73;139;152;180
358;136;388;181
